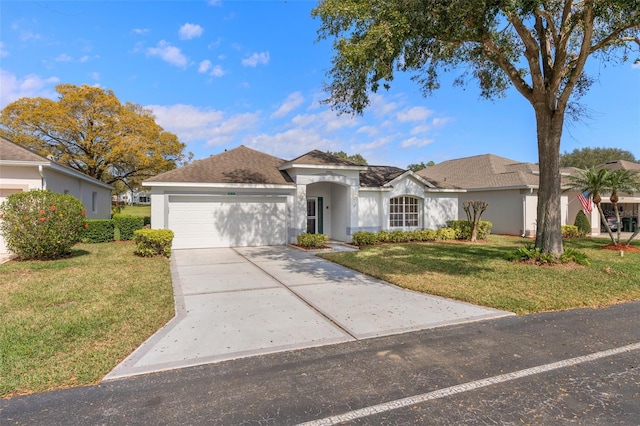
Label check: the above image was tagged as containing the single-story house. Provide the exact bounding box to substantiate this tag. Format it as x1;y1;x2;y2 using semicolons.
417;154;574;237
143;146;459;249
114;188;151;205
0;136;113;254
417;154;640;236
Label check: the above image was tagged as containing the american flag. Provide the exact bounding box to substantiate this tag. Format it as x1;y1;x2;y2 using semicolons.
577;191;592;214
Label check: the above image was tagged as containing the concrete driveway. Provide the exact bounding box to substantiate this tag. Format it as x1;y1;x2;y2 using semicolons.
105;246;513;380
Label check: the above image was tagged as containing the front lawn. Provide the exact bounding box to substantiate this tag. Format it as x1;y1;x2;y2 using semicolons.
0;242;174;397
118;204;151;217
320;235;640;315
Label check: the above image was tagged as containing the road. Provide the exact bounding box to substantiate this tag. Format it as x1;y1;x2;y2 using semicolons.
2;301;639;425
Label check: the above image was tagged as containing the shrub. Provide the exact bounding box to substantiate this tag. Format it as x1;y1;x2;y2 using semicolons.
83;219;114;243
389;230;410;243
133;229;174;257
376;230;391;243
418;229;438;241
574;211;591;235
297;232;329;248
505;244;589;266
436;227;456;240
113;214;145;241
352;231;377;246
143;216;151;227
562;225;583;239
446;220;493;240
0;189;86;260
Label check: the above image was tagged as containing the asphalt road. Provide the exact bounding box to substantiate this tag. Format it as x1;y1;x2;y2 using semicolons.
2;301;639;425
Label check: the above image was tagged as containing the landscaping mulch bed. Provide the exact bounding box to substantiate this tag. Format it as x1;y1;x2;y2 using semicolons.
602;244;640;252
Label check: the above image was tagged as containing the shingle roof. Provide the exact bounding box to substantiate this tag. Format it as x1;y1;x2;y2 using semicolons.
599;160;640;173
0;136;49;163
416;154;540;189
145;145;294;185
359;166;406;187
284;150;363;167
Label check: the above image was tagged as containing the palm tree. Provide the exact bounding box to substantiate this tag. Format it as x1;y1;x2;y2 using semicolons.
607;169;640;244
566;168;616;245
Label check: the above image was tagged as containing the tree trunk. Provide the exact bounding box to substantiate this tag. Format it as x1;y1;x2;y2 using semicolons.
597;202;617;245
534;106;564;256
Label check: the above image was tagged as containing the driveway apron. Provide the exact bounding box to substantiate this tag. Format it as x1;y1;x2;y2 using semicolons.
105;246;512;380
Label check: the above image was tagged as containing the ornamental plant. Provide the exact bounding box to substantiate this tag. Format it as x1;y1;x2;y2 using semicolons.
0;189;87;260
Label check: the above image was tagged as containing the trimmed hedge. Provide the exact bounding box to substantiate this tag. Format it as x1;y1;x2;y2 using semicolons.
112;214;145;241
574;211;591;235
352;231;377;246
446;220;493;240
83;219;115;243
297;232;329;248
350;228;456;246
134;229;174;257
562;225;583;239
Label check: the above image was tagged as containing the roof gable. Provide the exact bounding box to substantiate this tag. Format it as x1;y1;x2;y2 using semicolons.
145;145;294;185
0;136;49;163
359;165;406;187
286;150;362;167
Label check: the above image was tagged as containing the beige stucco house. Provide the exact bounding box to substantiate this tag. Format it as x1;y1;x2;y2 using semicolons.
0;136;113;254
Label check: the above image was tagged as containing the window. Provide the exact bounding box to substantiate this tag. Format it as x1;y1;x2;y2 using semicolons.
91;191;97;213
389;196;419;228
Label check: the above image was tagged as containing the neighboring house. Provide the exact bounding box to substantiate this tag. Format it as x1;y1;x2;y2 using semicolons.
143;146;459;249
0;136;113;254
114;188;151;205
590;160;640;234
417;154;575;237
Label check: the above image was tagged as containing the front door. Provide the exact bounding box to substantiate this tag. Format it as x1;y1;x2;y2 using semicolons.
306;198;317;234
306;197;324;234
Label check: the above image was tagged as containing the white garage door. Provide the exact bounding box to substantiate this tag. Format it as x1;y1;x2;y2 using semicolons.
168;196;287;249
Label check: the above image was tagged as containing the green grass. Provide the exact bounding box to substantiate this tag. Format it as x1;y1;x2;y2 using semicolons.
0;242;174;397
320;235;640;315
118;204;151;217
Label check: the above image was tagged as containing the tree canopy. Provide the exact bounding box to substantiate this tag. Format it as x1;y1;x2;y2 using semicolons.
313;0;640;255
326;150;368;165
560;147;637;169
0;84;190;189
407;161;435;172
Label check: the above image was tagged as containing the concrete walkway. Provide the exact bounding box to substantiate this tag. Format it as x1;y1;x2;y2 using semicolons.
105;246;513;380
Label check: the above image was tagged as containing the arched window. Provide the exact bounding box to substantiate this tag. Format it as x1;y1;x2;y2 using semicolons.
389;196;419;228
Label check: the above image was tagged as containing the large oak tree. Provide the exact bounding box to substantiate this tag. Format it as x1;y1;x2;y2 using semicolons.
0;84;190;190
313;0;640;255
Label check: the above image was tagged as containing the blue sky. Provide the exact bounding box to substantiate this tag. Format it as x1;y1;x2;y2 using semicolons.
1;1;638;168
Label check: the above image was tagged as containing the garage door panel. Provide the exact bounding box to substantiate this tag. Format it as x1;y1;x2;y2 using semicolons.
168;197;287;249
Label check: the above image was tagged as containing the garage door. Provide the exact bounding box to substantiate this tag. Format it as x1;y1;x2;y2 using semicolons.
168;196;287;249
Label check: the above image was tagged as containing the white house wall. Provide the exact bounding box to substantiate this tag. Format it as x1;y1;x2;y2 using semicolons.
424;194;458;229
306;182;333;238
43;168;111;219
459;190;524;235
357;191;383;232
0;165;42;191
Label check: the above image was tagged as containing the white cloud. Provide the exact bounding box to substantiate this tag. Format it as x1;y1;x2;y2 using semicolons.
397;106;434;122
179;23;204;40
0;69;60;108
210;65;225;77
147;104;260;147
356;126;378;136
55;53;72;62
247;128;338;160
400;137;434;148
89;72;100;81
198;60;225;77
241;51;270;67
147;40;188;68
0;42;8;58
271;92;304;118
198;60;212;73
133;28;149;34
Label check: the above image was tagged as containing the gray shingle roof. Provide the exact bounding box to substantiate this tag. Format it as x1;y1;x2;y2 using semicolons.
599;160;640;173
284;150;362;167
359;166;406;187
417;154;540;189
145;145;294;185
0;136;49;163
